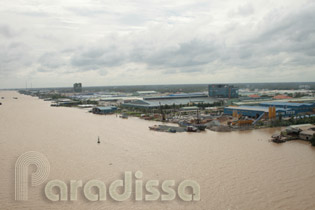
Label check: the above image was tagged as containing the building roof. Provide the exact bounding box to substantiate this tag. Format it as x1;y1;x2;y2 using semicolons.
225;106;269;112
168;92;207;97
143;92;208;100
136;91;157;94
289;124;313;128
233;97;315;106
123;97;219;108
260;102;314;107
248;94;260;98
273;95;292;99
94;106;116;110
180;106;199;110
205;107;222;110
225;105;291;112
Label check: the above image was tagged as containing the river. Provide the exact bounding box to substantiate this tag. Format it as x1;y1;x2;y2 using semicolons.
0;91;315;210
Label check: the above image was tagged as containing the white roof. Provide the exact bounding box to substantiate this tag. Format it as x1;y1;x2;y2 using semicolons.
225;106;269;112
289;124;313;128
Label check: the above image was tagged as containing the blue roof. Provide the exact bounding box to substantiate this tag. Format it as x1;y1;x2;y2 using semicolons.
260;102;314;107
95;106;116;110
144;93;208;100
225;106;269;112
168;92;206;97
225;105;291;112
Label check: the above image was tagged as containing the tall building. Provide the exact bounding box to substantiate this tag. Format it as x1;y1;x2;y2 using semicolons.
73;83;82;92
208;84;238;98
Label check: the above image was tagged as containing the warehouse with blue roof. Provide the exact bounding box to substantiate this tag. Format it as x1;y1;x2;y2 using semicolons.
259;102;315;114
92;106;117;114
224;102;315;119
224;106;294;118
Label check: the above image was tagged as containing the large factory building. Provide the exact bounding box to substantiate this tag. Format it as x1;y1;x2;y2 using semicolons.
208;84;238;98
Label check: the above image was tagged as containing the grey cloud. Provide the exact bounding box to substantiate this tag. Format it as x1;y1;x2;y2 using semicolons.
256;8;315;44
179;67;205;73
237;4;254;16
0;42;32;75
38;52;66;69
0;25;16;38
205;3;315;71
2;0;315;88
70;46;126;70
66;7;111;17
17;11;49;17
37;67;51;72
133;39;218;68
119;14;148;25
243;5;315;65
34;2;315;75
228;3;254;17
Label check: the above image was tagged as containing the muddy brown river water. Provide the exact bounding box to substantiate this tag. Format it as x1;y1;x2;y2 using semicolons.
1;91;315;210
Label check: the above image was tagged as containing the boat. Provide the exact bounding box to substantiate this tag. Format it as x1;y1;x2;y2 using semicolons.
178;121;206;131
193;124;207;131
271;134;286;143
167;128;177;133
149;125;160;131
13;97;18;99
120;113;128;119
186;126;198;132
178;120;190;127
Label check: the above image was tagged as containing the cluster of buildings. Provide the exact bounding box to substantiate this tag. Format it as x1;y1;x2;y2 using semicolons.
224;102;315;120
122;92;218;109
52;83;315;122
208;84;315;120
117;84;238;109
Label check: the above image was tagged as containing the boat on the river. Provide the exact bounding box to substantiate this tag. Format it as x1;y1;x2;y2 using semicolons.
271;134;286;143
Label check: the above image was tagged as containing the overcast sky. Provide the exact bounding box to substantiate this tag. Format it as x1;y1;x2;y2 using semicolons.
0;0;314;88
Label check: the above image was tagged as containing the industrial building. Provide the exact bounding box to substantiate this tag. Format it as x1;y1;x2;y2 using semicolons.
208;84;238;98
122;97;219;109
73;83;82;92
121;92;217;109
232;97;315;106
92;106;117;114
259;102;315;114
143;92;208;100
224;101;315;119
224;105;295;119
136;91;157;95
